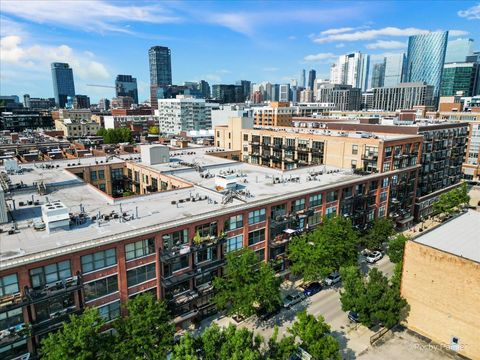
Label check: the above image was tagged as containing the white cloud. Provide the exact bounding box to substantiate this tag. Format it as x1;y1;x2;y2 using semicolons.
335;43;345;48
458;4;480;19
366;40;407;49
449;30;470;36
320;27;356;35
203;74;222;83
1;1;181;34
370;52;404;61
313;27;431;43
0;35;110;81
303;53;337;62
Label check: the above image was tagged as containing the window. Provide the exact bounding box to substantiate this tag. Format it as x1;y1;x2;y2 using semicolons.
98;170;105;180
0;274;19;296
195;248;217;264
248;209;266;224
226;235;243;253
382;178;389;188
255;248;265;261
352;145;358;155
127;263;156;287
309;194;322;208
0;307;23;330
271;204;286;219
84;275;118;301
125;238;155;261
162;229;188;251
243;134;248;141
163;255;189;277
351;160;357;169
224;215;243;231
326;191;338;203
308;212;321;226
98;301;120;322
81;249;117;273
378;205;386;218
248;229;265;245
35;292;74;322
326;206;337;217
29;261;71;289
99;183;106;192
292;199;305;212
90;171;97;181
195;222;218;238
111;168;123;180
380;191;388;202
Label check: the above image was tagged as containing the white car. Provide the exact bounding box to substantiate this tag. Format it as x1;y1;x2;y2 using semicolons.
366;250;383;263
324;272;341;286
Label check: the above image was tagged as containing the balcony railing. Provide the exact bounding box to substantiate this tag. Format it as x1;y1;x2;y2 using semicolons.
26;275;83;303
161;270;196;288
361;154;378;161
0;293;26;312
31;308;82;336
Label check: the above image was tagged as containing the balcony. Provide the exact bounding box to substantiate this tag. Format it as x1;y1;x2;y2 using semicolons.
167;289;199;307
0;293;27;312
160;245;192;262
361;153;378;161
26;275;83;303
31;308;82;336
193;258;225;274
192;233;227;250
297;147;310;153
161;270;195;288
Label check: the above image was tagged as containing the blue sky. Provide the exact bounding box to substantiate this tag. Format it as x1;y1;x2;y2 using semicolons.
1;0;479;102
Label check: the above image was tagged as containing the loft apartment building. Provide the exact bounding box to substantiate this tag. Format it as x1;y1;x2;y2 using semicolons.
0;141;421;358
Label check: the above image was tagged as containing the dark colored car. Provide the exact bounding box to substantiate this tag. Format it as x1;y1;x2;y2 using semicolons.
303;282;322;297
348;311;359;323
256;303;282;321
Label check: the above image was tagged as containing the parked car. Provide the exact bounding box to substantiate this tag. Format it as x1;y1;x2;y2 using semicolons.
348;311;360;323
303;282;322;297
256;303;282;321
324;272;341;286
283;292;306;309
366;250;383;264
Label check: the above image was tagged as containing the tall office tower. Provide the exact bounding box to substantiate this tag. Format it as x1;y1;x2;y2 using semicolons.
371;62;385;88
148;46;172;109
308;69;316;90
330;53;370;91
300;69;306;88
51;62;75;108
466;52;480;96
445;38;474;63
384;53;406;87
199;80;211;99
279;84;290;102
115;75;138;104
237;80;252;101
440;63;478;97
405;31;448;100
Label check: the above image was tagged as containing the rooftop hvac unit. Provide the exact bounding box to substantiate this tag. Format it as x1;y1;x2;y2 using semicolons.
41;201;70;233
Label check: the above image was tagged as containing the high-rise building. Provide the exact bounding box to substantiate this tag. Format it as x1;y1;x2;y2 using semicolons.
372;82;434;111
211;85;244;103
300;69;306;88
198;80;211;99
237;80;251;101
279;84;290;102
371;62;385;88
148;46;172;109
316;84;362;111
440;63;478;97
73;95;91;109
384;54;406;87
330;53;370;91
445;38;474;63
115;75;138;104
308;69;316;90
98;98;110;111
51;62;75;108
405;31;448;100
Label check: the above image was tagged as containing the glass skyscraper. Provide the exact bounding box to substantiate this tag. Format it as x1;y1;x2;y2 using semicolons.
445;38;474;63
51;62;75;108
383;53;406;87
440;63;478;97
371;62;385;88
405;31;448;99
149;46;172;108
115;75;138;104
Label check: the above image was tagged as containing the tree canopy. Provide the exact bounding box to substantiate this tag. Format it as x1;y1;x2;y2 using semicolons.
432;182;470;216
97;127;133;144
213;248;282;318
287;216;358;282
387;234;408;264
362;218;394;250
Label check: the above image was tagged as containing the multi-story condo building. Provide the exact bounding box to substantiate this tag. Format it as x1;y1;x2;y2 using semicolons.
73;95;91;110
115;75;139;104
371;62;385;89
0;141;421;358
383;54;406;87
316;84;362;111
156;96;212;134
51;63;75;108
405;31;448;100
330;52;370;91
211;85;245;103
440;62;478;97
279;84;290;102
55;118;101;138
149;46;172;109
0;111;54;132
445;38;474;63
253;102;293;127
372;82;434;111
299;89;313;103
23;95;55;110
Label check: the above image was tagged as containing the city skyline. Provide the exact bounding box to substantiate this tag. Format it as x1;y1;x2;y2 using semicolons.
1;0;479;102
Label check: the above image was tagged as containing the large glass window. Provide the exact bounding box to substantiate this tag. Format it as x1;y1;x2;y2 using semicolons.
81;249;117;273
224;215;243;231
0;274;19;296
163;255;189;277
226;235;243;253
125;238;155;261
248;229;265;245
292;199;305;212
248;209;266;225
195;248;217;264
0;307;23;330
127;263;156;287
29;261;72;289
162;230;188;251
35;292;75;322
84;275;118;301
98;301;120;322
309;194;322;208
326;206;337;217
195;222;218;238
326;191;338;203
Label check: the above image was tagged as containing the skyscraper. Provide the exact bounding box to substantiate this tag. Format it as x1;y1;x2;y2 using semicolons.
308;70;316;90
237;80;252;101
383;53;406;87
371;62;385;88
148;46;172;108
405;31;448;99
198;80;211;99
51;62;75;108
330;53;370;91
115;75;138;104
279;84;290;102
440;63;478;97
445;38;474;63
300;69;306;88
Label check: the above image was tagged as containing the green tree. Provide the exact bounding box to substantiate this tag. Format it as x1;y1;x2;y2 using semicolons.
267;326;298;360
432;182;470;216
97;128;133;144
289;311;340;360
339;265;364;313
363;218;394;250
148;125;160;134
387;234;408;264
112;293;174;359
172;333;200;360
287;216;358;282
213;248;281;318
40;307;112;360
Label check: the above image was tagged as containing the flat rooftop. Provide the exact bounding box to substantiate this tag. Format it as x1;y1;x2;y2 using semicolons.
414;210;480;263
0;147;378;269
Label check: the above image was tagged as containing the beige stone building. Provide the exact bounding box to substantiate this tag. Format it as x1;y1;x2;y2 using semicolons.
401;211;480;360
214;116;253;150
55;118;101;138
253;102;293;127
